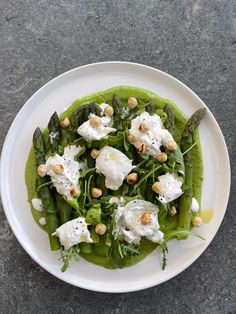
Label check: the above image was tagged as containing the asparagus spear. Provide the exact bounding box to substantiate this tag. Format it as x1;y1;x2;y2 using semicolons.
178;108;206;231
145;100;155;115
38;182;61;250
55;192;72;225
68;105;86;142
163;104;175;134
60;127;71;147
48;112;60;154
33;127;60;251
112;94;122;130
33;127;46;166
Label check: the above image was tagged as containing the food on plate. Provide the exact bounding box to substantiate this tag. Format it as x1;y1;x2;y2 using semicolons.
25;86;206;271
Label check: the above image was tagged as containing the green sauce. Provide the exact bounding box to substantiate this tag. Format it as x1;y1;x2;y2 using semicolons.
25;86;203;269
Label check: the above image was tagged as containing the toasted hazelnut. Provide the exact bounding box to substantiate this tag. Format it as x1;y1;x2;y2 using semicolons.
70;186;80;197
165;140;177;151
95;223;107;235
90;116;101;128
60;117;70;128
104;105;114;116
156;152;168;163
92;187;102;198
137;143;147;154
91;148;100;159
139;122;149;132
192;216;203;227
127;173;138;184
141;212;151;225
53;164;64;174
128;97;138;109
128;133;137;143
169;206;177;217
37;164;47;177
152;182;163;194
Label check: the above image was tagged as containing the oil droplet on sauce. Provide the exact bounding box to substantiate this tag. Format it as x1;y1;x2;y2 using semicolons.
201;208;214;223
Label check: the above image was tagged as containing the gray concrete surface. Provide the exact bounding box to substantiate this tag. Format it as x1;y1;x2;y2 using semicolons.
0;0;235;313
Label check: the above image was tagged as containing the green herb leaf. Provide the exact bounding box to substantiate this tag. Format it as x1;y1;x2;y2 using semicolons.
60;245;80;272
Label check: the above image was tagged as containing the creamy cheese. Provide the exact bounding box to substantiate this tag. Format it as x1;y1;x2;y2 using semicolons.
52;217;93;250
157;172;183;203
45;145;85;198
31;198;43;212
113;200;164;244
77;103;116;141
95;146;133;190
191;197;199;212
129;111;174;157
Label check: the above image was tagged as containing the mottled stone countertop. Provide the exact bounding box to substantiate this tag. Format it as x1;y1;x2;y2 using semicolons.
0;1;235;313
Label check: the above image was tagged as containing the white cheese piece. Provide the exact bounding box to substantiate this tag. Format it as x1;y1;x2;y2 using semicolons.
95;146;133;190
157;172;183;203
113;200;164;244
52;217;93;250
45;145;85;198
191;197;199;212
77;104;116;141
39;217;46;225
129;111;174;157
31;198;43;212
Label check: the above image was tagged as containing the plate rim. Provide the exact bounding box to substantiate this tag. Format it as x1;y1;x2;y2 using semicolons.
0;61;231;293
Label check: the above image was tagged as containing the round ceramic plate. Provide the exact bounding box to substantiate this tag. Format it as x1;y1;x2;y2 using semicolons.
0;62;230;292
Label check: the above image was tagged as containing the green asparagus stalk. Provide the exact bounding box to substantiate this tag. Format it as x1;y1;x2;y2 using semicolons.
48;112;60;154
145;100;155;115
33;127;46;166
68;105;86;142
55;192;72;225
33;127;60;251
60;127;71;147
178;108;206;232
38;182;61;250
112;94;122;130
163;104;175;134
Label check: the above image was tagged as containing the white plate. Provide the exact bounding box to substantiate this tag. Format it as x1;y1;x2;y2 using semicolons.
0;62;230;293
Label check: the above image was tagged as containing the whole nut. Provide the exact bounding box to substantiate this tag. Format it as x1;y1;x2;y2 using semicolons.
104;105;114;116
91;148;100;159
141;212;151;225
139;122;149;132
137;143;147;154
53;164;64;174
165;140;177;151
127;173;138;184
192;216;203;227
128;133;137;143
152;182;163;194
92;187;102;198
90;116;101;128
169;206;177;217
95;223;107;235
70;186;80;197
156;152;168;163
37;164;47;177
128;97;138;109
60;117;70;128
